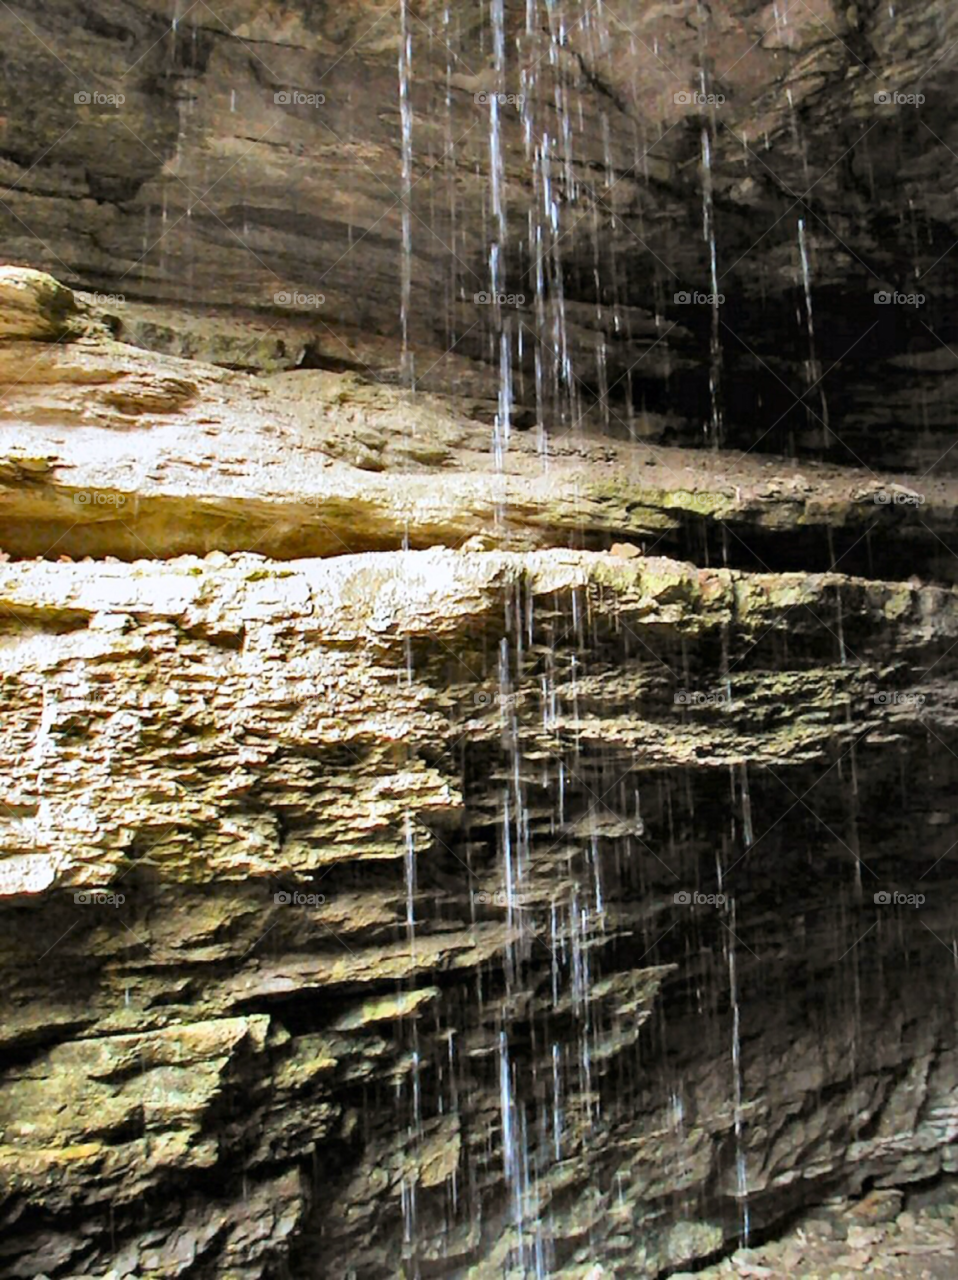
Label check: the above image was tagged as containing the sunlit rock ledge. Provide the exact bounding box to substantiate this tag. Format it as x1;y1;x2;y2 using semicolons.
0;546;953;902
1;269;956;578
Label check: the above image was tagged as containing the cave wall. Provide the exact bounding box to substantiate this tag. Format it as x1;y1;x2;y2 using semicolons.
1;1;957;462
1;0;958;1274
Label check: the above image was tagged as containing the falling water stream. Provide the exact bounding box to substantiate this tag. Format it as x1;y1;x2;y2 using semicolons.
797;216;831;449
399;0;415;387
701;127;724;449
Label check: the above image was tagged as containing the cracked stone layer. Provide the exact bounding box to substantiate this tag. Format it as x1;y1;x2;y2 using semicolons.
0;546;954;901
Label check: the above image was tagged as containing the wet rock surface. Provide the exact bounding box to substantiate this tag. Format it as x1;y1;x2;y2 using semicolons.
683;1178;958;1278
0;0;956;1272
0;383;957;1273
0;274;956;586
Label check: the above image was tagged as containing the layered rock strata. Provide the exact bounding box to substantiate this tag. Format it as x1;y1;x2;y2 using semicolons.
0;267;957;1279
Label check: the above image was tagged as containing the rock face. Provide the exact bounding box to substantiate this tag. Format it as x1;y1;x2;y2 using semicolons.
0;268;956;1277
0;1;956;463
1;273;956;585
1;529;957;1277
0;10;956;1268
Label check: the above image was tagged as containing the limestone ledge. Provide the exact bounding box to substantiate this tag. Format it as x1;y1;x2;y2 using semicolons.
0;548;953;902
0;272;955;564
